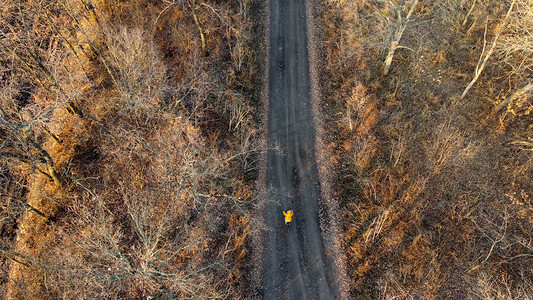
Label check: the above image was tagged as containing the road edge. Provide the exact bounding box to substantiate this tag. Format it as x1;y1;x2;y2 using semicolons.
251;0;271;297
306;0;350;298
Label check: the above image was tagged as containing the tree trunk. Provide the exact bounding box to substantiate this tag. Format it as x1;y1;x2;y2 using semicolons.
383;0;419;76
461;0;516;99
0;194;49;220
190;0;207;56
0;246;32;267
495;82;533;112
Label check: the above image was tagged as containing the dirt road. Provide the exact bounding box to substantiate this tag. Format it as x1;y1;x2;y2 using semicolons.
261;0;339;299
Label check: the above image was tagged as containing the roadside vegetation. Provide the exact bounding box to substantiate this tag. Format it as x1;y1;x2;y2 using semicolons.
0;0;263;298
321;0;533;298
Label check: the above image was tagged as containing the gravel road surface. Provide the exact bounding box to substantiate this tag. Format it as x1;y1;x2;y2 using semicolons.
261;0;339;299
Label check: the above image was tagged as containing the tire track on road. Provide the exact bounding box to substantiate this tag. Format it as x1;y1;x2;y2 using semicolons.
261;0;339;299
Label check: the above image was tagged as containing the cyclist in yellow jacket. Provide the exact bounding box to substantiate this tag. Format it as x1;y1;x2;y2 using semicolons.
283;210;293;227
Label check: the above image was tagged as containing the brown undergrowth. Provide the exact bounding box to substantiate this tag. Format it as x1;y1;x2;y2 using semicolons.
1;0;263;298
321;0;533;298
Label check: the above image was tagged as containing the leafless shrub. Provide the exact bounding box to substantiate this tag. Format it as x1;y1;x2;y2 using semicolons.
493;0;533;115
473;271;533;300
424;120;476;173
51;192;227;299
461;0;517;99
468;210;533;299
434;0;480;31
105;27;167;112
496;0;533;81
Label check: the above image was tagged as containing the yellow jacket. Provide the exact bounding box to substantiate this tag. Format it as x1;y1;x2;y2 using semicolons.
283;210;293;222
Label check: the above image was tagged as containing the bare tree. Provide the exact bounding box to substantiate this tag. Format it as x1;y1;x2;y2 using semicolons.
45;113;256;298
494;82;533;112
461;0;516;99
380;0;419;76
0;78;62;185
493;0;533;112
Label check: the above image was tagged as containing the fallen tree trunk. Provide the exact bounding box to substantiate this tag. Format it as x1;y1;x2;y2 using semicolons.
494;81;533;112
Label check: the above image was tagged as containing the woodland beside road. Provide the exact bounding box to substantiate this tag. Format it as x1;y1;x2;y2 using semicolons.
321;0;533;298
1;0;532;299
1;0;263;298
